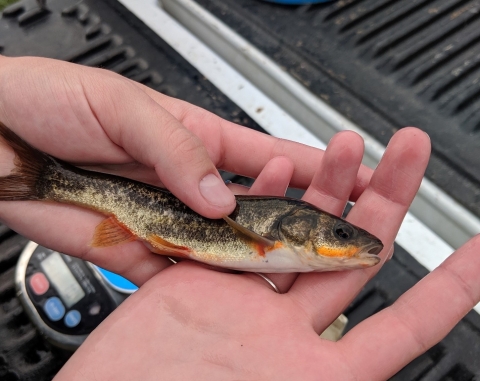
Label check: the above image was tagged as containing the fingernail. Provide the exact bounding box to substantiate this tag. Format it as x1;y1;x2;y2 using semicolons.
199;174;235;208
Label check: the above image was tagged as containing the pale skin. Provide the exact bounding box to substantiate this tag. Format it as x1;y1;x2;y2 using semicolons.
0;56;478;380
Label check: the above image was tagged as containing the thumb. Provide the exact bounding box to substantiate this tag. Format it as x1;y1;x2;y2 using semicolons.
85;73;236;219
154;126;237;219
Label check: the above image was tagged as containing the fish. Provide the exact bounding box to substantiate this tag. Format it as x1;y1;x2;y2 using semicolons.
0;123;383;273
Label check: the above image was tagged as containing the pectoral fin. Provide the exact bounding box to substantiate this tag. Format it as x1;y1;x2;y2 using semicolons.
91;217;137;247
223;215;275;247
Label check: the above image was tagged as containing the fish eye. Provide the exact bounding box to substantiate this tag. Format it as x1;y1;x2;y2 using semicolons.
334;223;356;240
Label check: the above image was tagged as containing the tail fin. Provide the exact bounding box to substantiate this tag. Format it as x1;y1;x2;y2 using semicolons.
0;122;51;201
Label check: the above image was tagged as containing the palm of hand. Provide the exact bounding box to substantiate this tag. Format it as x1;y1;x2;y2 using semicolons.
64;264;344;380
58;232;480;381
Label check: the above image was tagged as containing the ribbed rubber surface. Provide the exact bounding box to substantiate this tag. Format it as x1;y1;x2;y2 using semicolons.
0;0;263;130
195;0;480;218
1;0;479;379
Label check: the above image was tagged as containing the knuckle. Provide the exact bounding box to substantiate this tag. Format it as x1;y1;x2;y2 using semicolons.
164;125;210;168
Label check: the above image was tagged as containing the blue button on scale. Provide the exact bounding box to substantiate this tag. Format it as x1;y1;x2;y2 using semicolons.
44;297;65;321
64;310;82;328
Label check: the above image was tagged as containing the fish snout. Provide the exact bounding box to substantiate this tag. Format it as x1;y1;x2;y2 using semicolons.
366;241;383;255
355;239;384;263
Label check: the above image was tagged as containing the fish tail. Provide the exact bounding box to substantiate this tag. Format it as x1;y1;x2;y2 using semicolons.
0;122;51;201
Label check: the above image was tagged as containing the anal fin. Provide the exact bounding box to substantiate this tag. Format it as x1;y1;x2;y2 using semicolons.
147;235;191;258
91;216;136;247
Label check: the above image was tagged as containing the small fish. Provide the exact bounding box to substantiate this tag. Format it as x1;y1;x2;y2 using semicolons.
0;123;383;273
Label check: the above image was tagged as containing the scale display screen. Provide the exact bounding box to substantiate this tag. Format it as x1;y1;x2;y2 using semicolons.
40;252;85;307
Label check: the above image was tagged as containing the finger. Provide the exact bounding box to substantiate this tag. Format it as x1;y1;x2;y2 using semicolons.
133;82;374;200
302;131;364;216
288;128;431;332
81;72;236;219
226;156;294;197
0;57;235;219
248;156;294;197
339;235;480;381
242;156;297;292
0;201;172;286
226;183;250;195
81;162;164;188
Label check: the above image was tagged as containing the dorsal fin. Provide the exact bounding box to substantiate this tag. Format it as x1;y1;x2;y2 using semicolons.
223;215;275;247
91;217;137;247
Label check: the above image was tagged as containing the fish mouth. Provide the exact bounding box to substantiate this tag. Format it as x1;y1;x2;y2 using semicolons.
356;241;384;261
366;243;383;255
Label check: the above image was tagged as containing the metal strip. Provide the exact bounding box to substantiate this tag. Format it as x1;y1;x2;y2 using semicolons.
116;0;479;313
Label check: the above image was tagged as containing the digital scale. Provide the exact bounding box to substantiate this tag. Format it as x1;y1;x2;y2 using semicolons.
15;241;138;350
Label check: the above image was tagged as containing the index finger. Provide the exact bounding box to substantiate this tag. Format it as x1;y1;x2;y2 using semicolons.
134;83;374;201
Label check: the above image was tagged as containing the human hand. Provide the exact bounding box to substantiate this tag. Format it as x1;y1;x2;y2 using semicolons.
0;55;371;285
53;128;480;380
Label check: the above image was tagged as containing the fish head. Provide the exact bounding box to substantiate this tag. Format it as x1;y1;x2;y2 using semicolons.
277;207;383;271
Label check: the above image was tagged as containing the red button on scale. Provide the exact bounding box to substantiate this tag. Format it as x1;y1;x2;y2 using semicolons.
29;273;50;295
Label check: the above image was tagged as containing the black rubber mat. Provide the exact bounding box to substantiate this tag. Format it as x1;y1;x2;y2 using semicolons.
0;0;479;380
195;0;480;218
